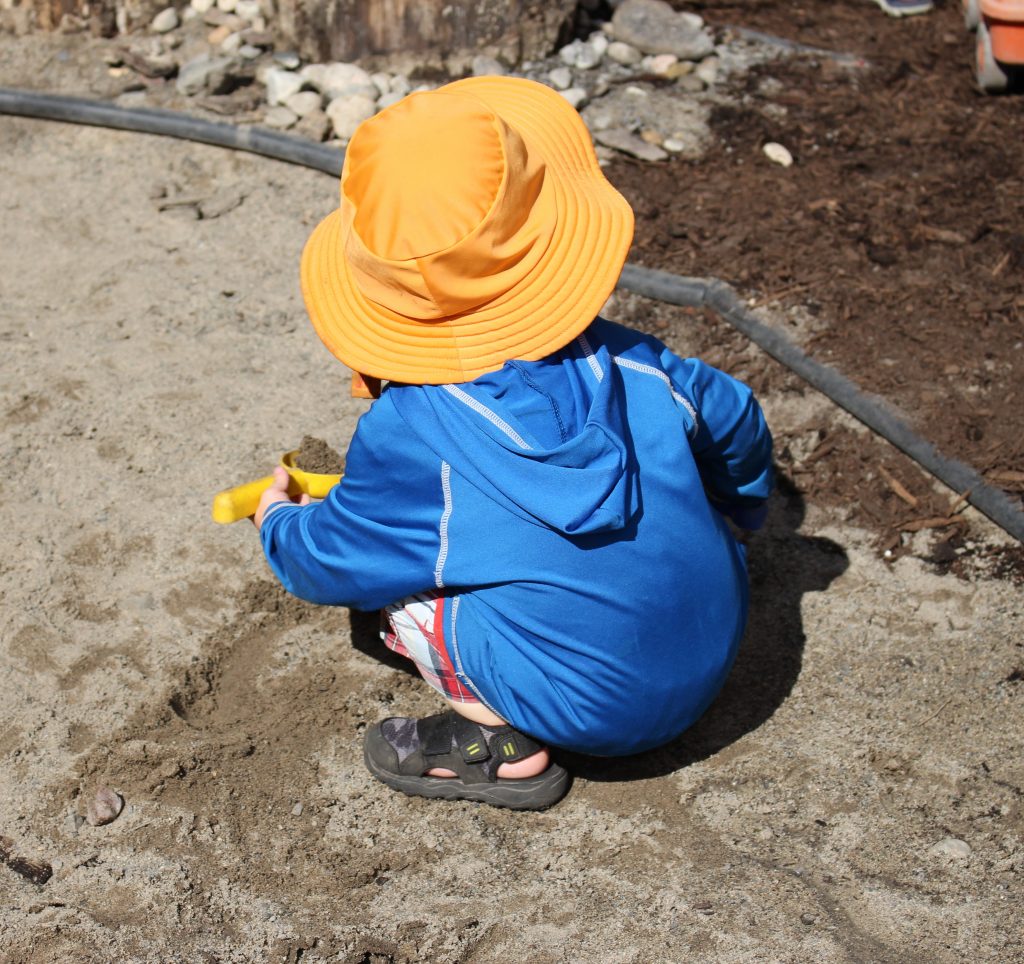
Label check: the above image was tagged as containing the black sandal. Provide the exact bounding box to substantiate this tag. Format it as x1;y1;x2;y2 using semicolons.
363;710;570;811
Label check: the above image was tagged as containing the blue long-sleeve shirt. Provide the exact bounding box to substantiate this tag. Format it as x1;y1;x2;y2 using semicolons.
261;318;773;755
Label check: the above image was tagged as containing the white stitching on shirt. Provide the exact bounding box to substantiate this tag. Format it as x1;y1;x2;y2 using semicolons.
576;333;604;382
612;355;700;436
433;460;452;588
443;383;533;450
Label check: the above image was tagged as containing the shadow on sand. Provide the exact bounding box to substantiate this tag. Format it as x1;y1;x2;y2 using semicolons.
348;471;848;782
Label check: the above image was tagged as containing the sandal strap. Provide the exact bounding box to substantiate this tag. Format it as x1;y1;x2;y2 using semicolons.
416;712;543;777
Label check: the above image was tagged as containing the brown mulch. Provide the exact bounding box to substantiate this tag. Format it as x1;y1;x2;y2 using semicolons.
604;0;1024;572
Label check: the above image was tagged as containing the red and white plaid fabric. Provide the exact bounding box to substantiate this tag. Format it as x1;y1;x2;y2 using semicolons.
381;592;479;704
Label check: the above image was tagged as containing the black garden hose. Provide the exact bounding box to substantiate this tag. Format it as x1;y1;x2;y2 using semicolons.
0;87;344;176
2;87;1021;544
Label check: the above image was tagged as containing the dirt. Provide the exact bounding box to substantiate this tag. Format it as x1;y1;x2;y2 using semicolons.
295;435;346;475
1;9;1023;963
612;0;1024;551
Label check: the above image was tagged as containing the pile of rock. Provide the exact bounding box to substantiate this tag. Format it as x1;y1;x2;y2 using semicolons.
112;0;760;165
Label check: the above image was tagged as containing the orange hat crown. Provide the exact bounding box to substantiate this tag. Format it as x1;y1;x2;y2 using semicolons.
301;77;634;385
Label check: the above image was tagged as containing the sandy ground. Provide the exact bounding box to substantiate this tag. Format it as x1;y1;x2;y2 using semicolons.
2;61;1024;964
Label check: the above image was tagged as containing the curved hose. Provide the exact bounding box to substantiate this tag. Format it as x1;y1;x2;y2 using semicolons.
618;266;1024;543
0;87;343;175
2;87;1021;544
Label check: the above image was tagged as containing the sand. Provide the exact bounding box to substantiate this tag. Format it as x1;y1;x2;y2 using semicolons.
1;59;1022;964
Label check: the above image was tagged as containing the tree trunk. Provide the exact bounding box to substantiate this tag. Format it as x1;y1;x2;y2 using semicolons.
275;0;578;70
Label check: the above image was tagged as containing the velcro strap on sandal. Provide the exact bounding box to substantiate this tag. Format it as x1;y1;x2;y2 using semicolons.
488;726;543;764
417;711;545;767
418;712;457;757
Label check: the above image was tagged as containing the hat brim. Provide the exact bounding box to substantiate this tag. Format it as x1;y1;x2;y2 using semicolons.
300;77;635;385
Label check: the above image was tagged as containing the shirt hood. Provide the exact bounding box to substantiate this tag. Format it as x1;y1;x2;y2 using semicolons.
388;341;639;535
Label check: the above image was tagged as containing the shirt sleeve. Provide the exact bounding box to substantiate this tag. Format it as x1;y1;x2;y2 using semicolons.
659;350;774;506
259;392;445;611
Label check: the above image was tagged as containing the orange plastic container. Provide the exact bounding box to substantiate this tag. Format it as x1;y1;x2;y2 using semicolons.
965;0;1024;91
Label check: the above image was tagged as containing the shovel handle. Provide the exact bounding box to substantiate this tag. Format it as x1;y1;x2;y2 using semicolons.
211;474;278;524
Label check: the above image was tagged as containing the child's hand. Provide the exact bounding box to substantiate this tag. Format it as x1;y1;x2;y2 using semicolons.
253;467;310;530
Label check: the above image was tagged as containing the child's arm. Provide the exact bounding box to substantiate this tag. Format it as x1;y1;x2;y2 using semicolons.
591;319;773;514
668;354;773;518
256;396;445;610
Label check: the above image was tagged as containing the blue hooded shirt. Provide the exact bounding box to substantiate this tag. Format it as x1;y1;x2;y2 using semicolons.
261;318;773;756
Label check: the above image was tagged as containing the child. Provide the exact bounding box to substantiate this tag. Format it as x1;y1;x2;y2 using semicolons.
253;77;773;810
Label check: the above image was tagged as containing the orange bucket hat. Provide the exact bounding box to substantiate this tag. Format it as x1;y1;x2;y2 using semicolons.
300;76;635;385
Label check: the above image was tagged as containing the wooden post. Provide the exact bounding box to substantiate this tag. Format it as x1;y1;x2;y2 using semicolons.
275;0;577;68
13;0;577;66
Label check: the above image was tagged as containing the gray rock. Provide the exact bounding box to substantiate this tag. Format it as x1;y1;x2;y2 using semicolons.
307;62;376;101
325;93;377;140
220;31;243;54
217;0;237;11
120;45;178;79
201;7;239;26
557;87;589;110
559;38;603;71
284;90;322;117
273;51;301;70
611;0;714;60
582;85;710;159
763;142;793;167
238;43;261;60
559;87;588;110
376;91;406;110
86;786;124;827
151;6;179;32
548;66;573;90
370;71;392;97
176;54;236;96
294;108;331;141
929;838;971;861
594;127;667;162
389;75;411;96
606;40;642;66
63;811;84;835
645;53;680;77
695;55;719;86
235;0;261;19
263;65;304;106
472;55;506;77
263;105;298;129
676;74;705;93
587;31;609;57
190;0;214;12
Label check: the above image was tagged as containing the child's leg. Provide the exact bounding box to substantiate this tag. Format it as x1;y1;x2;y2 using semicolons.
381;593;549;779
442;697;549;779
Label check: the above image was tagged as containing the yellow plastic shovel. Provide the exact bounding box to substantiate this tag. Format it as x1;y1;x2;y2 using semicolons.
211;450;343;524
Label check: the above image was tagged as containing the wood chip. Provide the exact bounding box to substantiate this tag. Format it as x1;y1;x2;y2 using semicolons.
898;514;966;533
878;465;918;508
947;489;971;516
917;224;967;245
991;251;1012;278
986;470;1024;483
803;438;837;465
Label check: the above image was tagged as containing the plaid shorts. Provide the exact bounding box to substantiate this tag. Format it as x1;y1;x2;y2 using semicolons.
381;591;480;704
